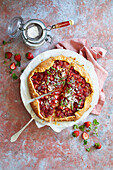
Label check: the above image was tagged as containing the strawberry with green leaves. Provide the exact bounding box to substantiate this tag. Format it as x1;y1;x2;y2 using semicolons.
84;121;92;128
14;54;21;62
26;52;34;60
95;143;102;149
5;52;13;59
72;130;79;137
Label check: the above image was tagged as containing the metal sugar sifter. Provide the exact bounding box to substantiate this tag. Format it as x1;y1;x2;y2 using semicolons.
8;16;74;49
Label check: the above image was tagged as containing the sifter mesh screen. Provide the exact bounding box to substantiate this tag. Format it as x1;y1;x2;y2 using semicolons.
25;23;43;41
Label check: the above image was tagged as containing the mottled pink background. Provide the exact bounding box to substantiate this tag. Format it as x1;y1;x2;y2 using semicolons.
0;0;113;169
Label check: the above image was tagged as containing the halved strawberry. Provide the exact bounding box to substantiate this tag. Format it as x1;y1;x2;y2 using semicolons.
59;61;63;66
14;54;21;61
10;62;16;70
50;75;54;81
84;121;91;128
70;66;74;70
72;130;79;137
65;108;69;111
82;132;89;140
95;143;102;149
52;104;56;108
26;52;34;60
32;76;37;80
34;84;38;89
53;63;56;68
54;95;59;99
5;52;12;59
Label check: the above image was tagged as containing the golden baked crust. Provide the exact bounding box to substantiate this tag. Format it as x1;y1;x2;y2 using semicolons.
28;55;94;122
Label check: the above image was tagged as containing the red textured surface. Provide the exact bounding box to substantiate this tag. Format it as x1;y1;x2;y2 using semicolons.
0;0;113;169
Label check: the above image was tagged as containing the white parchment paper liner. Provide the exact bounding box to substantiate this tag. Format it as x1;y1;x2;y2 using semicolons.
20;49;99;132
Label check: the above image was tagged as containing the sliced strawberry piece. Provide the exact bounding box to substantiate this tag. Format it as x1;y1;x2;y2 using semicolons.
44;96;49;99
34;84;38;89
65;108;69;111
44;75;48;80
85;83;90;88
84;121;91;128
69;110;73;114
67;84;72;88
51;99;56;103
57;65;60;69
74;103;78;109
34;72;37;76
32;76;37;80
64;61;69;67
64;112;68;116
53;63;56;68
10;62;16;70
59;106;63;110
41;96;45;100
26;52;34;60
41;85;45;90
35;80;40;84
52;104;56;108
60;112;64;118
81;84;85;88
14;54;21;61
84;91;89;97
81;79;85;84
95;143;102;149
59;61;63;66
49;107;54;115
72;130;79;137
70;66;74;70
82;132;89;140
54;95;59;99
37;74;43;81
5;52;12;59
59;95;64;100
50;75;54;81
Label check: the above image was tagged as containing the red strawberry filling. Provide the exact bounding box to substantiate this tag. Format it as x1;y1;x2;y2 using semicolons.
31;60;69;95
39;91;61;117
31;61;92;118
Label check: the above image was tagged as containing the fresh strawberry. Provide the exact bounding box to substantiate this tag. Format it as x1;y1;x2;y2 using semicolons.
82;132;89;140
14;54;21;62
26;52;34;60
72;130;79;137
95;143;102;149
10;62;16;70
5;52;12;59
84;121;92;128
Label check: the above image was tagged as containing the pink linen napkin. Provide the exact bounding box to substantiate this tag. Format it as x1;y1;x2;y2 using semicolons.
56;38;108;115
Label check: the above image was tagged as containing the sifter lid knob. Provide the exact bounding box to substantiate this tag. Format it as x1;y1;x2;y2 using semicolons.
8;16;24;38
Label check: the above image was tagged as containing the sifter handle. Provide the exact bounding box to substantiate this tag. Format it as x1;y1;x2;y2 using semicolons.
52;20;74;29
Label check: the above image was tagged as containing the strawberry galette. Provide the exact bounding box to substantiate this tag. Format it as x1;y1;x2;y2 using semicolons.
28;55;94;122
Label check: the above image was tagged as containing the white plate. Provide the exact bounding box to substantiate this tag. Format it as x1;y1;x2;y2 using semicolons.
20;49;99;132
